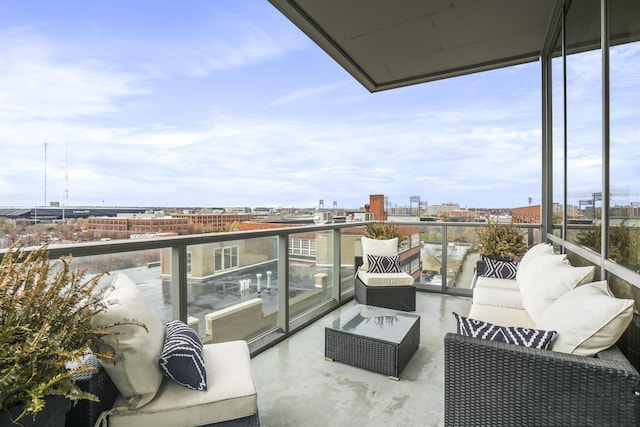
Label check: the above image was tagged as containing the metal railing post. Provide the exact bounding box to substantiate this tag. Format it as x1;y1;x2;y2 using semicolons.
332;228;341;302
441;225;448;291
277;234;289;334
171;244;188;322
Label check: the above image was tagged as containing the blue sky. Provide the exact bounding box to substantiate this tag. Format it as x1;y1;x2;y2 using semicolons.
0;1;635;210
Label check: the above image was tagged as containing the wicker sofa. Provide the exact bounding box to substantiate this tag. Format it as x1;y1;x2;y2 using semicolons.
444;244;640;426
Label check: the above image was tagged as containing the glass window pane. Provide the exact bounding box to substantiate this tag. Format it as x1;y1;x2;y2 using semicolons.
552;16;565;231
565;0;602;252
609;2;640;269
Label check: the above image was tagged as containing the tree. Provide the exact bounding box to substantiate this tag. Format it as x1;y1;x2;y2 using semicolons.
575;222;631;265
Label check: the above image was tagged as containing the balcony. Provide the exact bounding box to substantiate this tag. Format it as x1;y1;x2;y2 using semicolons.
7;218;640;425
2;221;531;423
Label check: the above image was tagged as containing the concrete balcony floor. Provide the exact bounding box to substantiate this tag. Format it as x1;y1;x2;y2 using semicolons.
252;292;472;427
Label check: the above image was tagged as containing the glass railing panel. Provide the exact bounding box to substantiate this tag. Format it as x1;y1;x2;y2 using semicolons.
446;224;482;290
416;222;539;291
29;221;528;355
181;236;279;343
288;230;335;319
565;222;601;258
606;271;640;369
339;226;364;296
417;223;481;290
418;223;448;291
70;248;168;320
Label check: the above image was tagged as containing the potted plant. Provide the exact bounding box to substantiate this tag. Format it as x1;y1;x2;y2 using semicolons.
475;221;527;276
356;221;409;271
0;242;141;425
365;221;407;246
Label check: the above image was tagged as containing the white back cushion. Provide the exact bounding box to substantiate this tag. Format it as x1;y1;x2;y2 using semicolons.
515;243;555;284
536;281;633;356
360;236;398;272
518;254;570;297
92;272;165;408
521;263;595;322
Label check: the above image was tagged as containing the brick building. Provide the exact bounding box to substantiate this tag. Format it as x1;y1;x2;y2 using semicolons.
173;213;260;232
87;215;189;238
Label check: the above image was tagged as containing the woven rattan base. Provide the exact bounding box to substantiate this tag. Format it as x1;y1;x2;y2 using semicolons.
354;275;416;311
325;305;420;379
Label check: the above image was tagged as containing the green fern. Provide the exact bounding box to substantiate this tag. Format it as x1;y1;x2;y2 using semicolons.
0;242;144;424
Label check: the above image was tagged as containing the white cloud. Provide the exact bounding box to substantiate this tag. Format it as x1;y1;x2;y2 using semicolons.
3;3;635;210
0;27;148;121
270;81;350;106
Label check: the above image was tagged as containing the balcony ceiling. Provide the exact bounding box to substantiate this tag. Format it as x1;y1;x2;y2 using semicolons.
269;0;559;92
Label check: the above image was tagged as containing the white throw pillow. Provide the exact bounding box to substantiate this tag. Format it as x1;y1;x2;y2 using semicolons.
536;281;634;356
521;262;595;322
360;236;398;272
515;243;556;285
518;254;572;297
92;272;165;408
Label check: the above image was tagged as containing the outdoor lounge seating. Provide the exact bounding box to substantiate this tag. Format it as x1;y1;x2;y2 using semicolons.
444;243;640;426
444;333;640;426
354;254;416;312
74;272;260;427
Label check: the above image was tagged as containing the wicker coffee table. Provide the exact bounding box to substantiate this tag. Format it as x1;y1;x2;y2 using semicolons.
324;304;420;380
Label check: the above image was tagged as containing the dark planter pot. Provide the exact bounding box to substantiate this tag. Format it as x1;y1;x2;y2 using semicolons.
476;259;486;277
0;396;71;427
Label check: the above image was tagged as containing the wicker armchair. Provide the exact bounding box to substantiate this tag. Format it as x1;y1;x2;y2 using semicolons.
66;355;120;427
67;353;260;427
444;333;640;426
354;256;416;311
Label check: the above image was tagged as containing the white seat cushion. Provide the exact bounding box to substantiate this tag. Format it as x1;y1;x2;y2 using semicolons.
104;340;258;427
472;286;524;310
357;270;414;287
468;304;535;329
475;276;519;290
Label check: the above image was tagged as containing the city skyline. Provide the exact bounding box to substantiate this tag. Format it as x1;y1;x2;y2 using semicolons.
1;2;637;210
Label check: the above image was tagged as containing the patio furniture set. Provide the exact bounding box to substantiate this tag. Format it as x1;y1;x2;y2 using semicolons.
325;236;421;379
69;236;419;426
445;243;640;426
68;239;639;426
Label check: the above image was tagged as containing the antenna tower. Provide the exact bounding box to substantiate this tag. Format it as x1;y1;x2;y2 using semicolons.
63;143;69;220
44;141;48;206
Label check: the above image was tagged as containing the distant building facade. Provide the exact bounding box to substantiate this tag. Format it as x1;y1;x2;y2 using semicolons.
173;213;260;232
87;213;189;238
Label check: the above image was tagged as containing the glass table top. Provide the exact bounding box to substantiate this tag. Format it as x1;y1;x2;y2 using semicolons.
328;304;420;344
